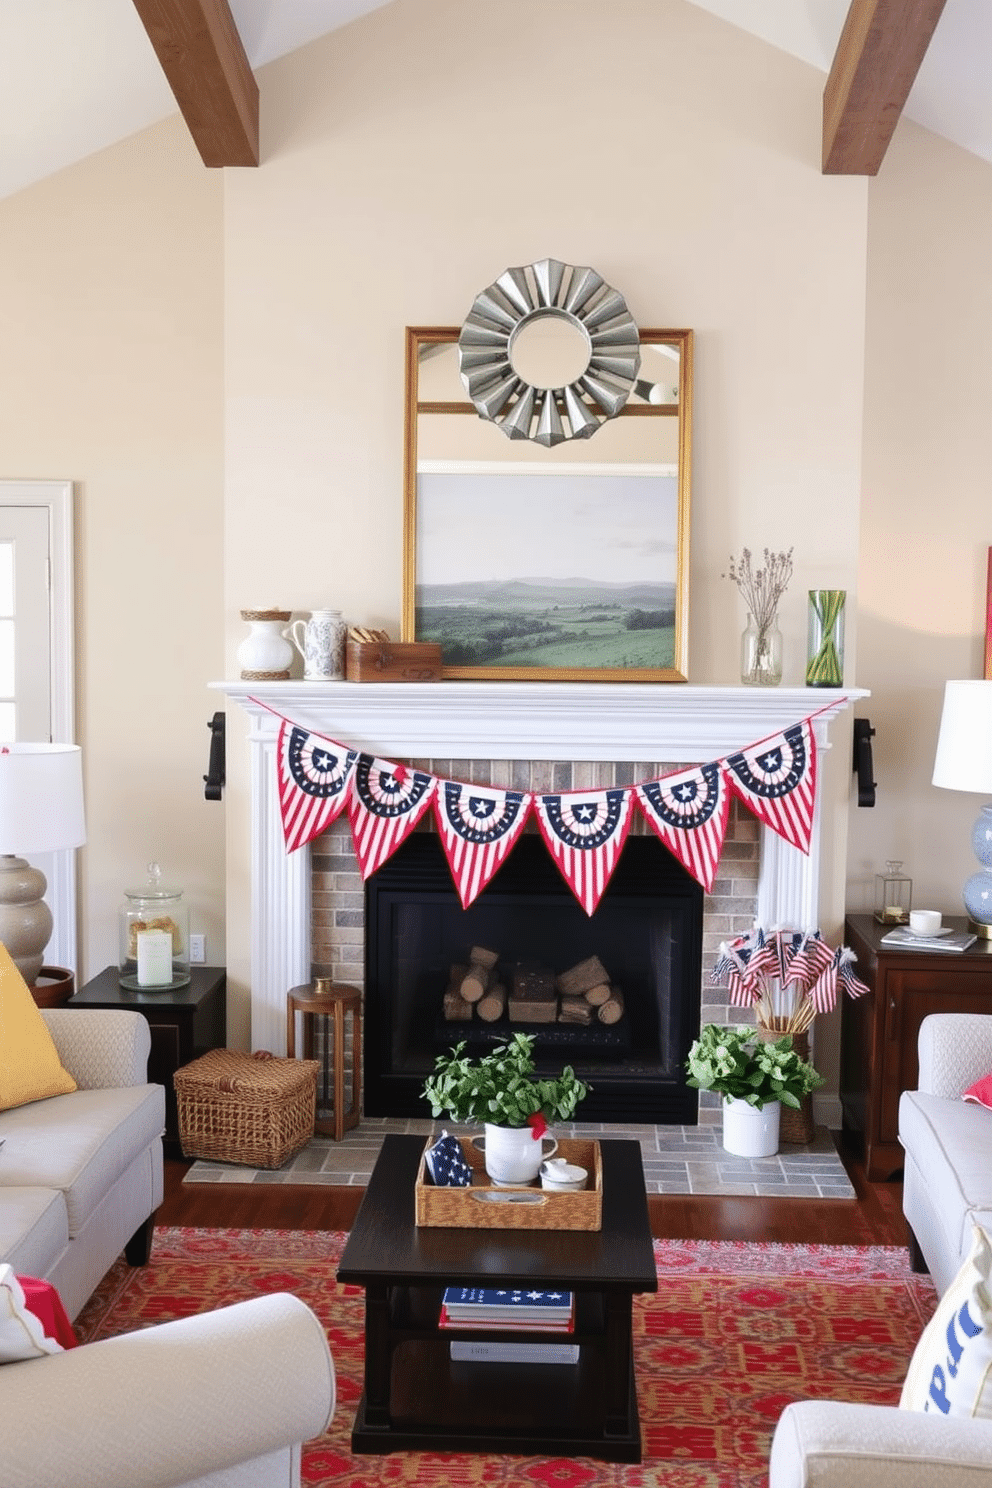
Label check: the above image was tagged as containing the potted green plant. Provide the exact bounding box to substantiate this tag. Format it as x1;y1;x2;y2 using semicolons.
422;1032;590;1184
685;1023;824;1156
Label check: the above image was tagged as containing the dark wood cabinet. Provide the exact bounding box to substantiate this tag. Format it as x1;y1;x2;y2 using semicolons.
841;915;992;1180
67;965;226;1157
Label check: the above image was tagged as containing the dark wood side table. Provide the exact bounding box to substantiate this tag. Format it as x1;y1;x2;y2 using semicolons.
67;965;226;1157
337;1134;657;1462
841;914;992;1180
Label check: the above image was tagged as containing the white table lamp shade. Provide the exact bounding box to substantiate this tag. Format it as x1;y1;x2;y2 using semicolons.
931;681;992;936
932;680;992;794
0;744;85;854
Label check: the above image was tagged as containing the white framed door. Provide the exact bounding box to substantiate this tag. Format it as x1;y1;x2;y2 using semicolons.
0;480;76;970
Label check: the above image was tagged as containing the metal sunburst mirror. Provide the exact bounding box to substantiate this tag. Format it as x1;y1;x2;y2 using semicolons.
457;258;640;447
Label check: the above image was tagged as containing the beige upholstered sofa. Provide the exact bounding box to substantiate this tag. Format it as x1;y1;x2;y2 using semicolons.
1;1006;337;1487
0;1007;164;1320
769;1012;992;1486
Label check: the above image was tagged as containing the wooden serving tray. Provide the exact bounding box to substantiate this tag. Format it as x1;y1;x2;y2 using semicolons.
415;1136;602;1231
345;640;442;682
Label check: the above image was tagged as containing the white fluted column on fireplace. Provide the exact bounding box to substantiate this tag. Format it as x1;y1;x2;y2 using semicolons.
213;681;866;1053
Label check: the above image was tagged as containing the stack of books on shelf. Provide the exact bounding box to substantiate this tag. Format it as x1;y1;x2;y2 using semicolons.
441;1286;579;1365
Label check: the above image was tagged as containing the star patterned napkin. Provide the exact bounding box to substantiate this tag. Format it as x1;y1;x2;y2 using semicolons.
425;1130;473;1186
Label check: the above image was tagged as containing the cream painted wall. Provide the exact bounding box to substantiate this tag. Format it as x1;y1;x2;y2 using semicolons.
222;0;867;1064
850;124;992;919
0;119;226;984
0;0;880;1081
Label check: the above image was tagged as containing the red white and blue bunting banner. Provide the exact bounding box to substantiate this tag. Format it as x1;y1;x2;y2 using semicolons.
634;761;730;894
433;781;533;908
723;720;817;854
264;702;836;915
533;787;633;916
277;722;357;853
347;755;436;880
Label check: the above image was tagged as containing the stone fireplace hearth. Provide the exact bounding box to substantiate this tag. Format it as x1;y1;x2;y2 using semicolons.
215;679;863;1123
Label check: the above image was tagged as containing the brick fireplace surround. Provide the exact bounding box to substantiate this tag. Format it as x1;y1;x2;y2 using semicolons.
215;680;862;1124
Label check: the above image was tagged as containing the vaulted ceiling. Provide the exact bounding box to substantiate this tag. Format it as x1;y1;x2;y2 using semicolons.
0;0;985;202
122;0;966;178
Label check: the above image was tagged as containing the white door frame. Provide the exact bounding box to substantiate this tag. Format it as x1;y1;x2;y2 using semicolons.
0;480;76;969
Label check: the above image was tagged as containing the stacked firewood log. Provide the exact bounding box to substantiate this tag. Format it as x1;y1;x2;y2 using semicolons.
555;955;624;1026
441;948;624;1027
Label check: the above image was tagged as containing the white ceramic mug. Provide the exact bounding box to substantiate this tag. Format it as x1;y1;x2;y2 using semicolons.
909;909;942;935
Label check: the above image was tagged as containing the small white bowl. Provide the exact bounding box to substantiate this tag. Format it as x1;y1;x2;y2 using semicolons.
540;1159;588;1193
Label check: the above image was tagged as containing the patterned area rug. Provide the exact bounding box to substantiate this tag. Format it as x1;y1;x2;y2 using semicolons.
75;1229;936;1487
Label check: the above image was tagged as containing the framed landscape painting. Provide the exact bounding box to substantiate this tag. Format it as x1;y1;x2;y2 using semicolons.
406;460;688;681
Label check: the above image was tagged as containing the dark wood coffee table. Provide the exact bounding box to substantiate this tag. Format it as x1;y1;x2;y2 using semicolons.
336;1134;656;1462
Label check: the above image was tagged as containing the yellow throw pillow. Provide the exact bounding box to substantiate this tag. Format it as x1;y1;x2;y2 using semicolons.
0;942;76;1111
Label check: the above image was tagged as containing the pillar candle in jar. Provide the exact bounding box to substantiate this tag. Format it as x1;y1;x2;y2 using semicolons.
136;928;172;987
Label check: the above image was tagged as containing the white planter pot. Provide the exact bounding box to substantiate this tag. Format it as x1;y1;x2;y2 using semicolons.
722;1097;780;1158
477;1124;558;1186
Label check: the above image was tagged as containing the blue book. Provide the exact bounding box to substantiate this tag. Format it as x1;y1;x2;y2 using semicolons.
442;1287;573;1319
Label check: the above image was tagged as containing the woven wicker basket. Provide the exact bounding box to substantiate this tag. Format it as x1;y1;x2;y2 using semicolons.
175;1049;319;1169
754;1025;816;1145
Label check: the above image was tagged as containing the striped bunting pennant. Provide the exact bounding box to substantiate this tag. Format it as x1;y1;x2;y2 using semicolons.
276;722;357;853
533;787;632;916
724;720;817;854
347;754;436;880
634;762;730;893
433;781;533;908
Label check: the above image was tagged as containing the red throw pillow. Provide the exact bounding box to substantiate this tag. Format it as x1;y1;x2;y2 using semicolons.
963;1073;992;1111
0;1266;77;1361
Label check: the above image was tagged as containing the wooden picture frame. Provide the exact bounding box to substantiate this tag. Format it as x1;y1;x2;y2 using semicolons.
402;327;692;682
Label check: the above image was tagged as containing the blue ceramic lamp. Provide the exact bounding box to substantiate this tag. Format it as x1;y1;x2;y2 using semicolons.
932;680;992;939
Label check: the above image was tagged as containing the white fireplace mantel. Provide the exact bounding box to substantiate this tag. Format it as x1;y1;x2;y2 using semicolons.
211;680;867;1051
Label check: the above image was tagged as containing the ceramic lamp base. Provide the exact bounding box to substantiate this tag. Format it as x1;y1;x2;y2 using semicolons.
0;854;52;986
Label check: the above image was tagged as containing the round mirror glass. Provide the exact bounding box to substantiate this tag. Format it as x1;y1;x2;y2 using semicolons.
508;312;592;389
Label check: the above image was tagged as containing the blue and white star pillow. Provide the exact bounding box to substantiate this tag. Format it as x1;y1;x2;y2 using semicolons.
425;1130;473;1187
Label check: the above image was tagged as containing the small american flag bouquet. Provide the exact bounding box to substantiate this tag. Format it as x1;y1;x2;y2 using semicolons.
710;926;868;1035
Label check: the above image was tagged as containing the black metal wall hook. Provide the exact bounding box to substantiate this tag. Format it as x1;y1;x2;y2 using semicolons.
204;712;225;801
853;717;876;807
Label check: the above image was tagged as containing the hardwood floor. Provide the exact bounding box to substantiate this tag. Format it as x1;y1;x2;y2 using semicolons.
156;1130;909;1247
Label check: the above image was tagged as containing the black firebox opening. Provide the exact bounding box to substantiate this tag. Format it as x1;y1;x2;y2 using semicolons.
363;830;704;1124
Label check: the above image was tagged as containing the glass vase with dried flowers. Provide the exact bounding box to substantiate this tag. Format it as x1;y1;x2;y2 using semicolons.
725;547;793;685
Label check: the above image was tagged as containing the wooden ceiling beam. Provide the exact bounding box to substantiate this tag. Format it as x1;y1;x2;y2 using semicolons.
823;0;948;175
131;0;258;167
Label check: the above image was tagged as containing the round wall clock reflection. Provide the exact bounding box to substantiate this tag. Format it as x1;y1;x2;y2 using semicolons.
457;258;641;447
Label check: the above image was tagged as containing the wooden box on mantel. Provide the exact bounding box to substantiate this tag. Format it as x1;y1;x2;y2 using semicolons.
415;1137;602;1230
345;639;443;683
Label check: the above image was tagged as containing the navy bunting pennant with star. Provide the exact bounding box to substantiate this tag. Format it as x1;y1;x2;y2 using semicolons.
433;781;533;908
724;720;817;853
634;762;730;893
277;722;357;853
347;754;436;880
534;788;632;916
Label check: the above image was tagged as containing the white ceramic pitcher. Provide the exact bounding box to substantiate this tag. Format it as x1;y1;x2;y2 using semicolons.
285;609;346;681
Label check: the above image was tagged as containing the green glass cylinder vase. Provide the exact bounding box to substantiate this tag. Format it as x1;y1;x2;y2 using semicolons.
806;590;845;687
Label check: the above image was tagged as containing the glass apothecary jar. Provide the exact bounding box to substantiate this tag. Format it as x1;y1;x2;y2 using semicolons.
874;859;912;925
119;862;190;989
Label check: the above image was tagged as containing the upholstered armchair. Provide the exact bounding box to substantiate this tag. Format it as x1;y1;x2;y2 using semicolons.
770;1399;992;1487
770;1011;992;1487
3;1291;336;1488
